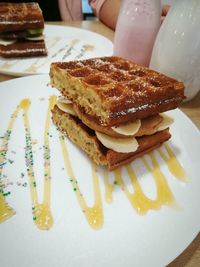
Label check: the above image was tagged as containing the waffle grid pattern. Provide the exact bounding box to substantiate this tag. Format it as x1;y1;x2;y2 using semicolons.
55;56;183;110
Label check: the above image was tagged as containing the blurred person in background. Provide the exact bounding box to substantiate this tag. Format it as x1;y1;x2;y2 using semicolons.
1;0;170;25
2;0;83;21
89;0;171;30
58;0;83;21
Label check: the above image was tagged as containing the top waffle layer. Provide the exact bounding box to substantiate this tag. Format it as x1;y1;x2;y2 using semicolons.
50;56;185;126
0;2;44;32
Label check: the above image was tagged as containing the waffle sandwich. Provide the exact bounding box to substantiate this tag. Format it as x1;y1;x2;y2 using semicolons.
50;56;184;170
0;2;47;58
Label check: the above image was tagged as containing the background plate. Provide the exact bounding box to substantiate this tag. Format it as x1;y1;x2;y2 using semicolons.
0;25;113;76
0;75;200;267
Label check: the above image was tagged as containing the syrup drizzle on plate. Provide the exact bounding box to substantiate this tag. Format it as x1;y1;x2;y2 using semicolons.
0;97;188;230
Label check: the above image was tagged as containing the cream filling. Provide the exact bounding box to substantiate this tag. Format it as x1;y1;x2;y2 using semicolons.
56;97;173;153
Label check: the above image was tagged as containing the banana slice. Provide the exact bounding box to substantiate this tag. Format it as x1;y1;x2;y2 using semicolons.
157;113;174;131
25;35;44;41
0;39;16;46
57;95;72;104
96;131;139;153
56;100;77;116
111;119;141;136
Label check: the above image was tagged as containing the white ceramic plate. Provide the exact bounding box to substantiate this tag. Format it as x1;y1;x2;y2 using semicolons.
0;75;200;267
0;24;113;76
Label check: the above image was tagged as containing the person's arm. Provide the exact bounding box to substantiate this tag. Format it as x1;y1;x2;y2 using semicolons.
89;0;170;30
98;0;121;30
89;0;121;30
100;2;170;29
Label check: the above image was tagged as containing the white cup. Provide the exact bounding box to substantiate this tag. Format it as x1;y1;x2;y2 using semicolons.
150;0;200;101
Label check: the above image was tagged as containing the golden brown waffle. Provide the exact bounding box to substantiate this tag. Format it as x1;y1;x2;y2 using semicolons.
52;106;171;170
73;104;163;138
0;40;47;58
50;56;185;127
0;2;47;58
0;2;44;32
52;106;107;166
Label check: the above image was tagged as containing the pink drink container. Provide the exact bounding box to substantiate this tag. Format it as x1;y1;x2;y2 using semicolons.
113;0;161;66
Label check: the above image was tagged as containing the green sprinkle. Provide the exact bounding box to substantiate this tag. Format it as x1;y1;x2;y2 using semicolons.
73;188;77;191
32;206;35;210
33;216;37;221
114;181;118;185
33;181;37;187
3;191;11;196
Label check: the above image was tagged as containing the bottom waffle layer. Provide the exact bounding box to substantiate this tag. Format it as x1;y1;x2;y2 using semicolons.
52;106;171;170
0;40;47;58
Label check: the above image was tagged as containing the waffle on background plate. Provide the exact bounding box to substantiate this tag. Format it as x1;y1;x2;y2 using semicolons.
50;56;185;170
0;2;47;58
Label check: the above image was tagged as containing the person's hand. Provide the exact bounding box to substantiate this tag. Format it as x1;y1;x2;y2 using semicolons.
161;5;170;23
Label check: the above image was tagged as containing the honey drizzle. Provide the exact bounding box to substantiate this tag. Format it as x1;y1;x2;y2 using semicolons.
24;57;50;73
21;97;56;230
47;36;63;50
159;144;188;181
0;96;189;229
143;152;177;207
62;39;80;60
103;169;114;204
0;97;56;229
0;105;19;223
111;153;176;215
59;134;103;230
43;96;56;206
75;44;95;59
0;194;14;223
1;60;18;70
